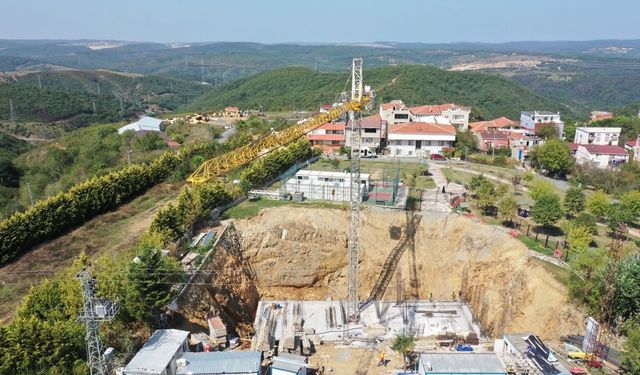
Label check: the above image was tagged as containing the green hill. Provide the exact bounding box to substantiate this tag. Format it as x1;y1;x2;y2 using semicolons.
183;65;574;120
11;70;209;111
0;83;127;125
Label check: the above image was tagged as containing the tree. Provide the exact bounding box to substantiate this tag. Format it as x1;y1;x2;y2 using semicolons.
511;175;521;192
477;180;497;215
622;316;640;374
455;129;477;157
531;192;564;228
523;170;534;183
573;212;598;235
608;203;633;235
391;333;415;370
612;255;640;321
498;195;519;227
529;179;555;201
564;187;586;217
531;139;573;176
566;224;592;253
133;133;167;153
125;240;186;325
469;174;487;192
534;123;559;139
586;190;610;219
0;158;20;188
620;190;640;222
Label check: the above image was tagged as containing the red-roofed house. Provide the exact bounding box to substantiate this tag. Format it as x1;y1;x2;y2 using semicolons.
345;113;387;152
387;122;456;157
410;103;470;129
469;117;516;133
477;130;509;151
575;144;629;169
306;122;346;154
624;138;637;150
590;111;614;122
319;104;334;113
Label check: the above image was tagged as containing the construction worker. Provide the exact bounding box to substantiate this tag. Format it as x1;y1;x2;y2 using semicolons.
377;351;386;366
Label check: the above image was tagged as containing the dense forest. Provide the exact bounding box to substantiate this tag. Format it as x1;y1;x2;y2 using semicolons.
183;65;574;120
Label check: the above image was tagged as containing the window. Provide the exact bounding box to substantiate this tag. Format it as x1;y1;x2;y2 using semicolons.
364;128;377;133
408;140;415;146
395;113;409;120
408;150;413;155
364;138;373;143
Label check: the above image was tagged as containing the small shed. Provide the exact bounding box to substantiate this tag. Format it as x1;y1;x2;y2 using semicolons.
271;353;307;375
418;352;507;375
118;116;164;134
123;329;190;375
176;352;262;375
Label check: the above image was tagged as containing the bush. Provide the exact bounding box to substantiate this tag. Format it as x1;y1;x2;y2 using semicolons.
0;142;221;265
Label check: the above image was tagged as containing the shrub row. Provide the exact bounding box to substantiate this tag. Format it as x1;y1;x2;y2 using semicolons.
0;142;220;265
238;139;313;192
151;139;313;242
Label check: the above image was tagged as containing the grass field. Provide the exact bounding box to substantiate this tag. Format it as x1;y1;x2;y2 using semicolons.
221;197;348;220
530;257;571;286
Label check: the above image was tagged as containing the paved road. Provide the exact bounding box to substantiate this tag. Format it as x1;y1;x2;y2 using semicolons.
217;127;236;144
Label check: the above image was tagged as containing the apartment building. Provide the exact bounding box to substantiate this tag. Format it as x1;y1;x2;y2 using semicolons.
411;103;470;129
379;100;412;124
573;127;621;146
590;111;614;122
345;113;387;152
575;144;629;169
387;122;456;157
305;122;345;153
469;117;516;133
520;111;565;137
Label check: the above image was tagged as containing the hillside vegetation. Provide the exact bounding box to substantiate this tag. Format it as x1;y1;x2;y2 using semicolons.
9;70;209;111
183;65;573;120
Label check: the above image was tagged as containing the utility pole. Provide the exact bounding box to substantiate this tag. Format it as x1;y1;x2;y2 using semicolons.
201;58;205;83
9;98;15;122
347;58;363;321
37;75;42;89
170;81;173;94
97;81;101;95
26;182;34;206
92;101;97;116
77;269;119;375
127;149;133;165
119;95;124;116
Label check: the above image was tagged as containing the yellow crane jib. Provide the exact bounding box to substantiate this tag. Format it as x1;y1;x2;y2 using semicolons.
187;96;370;185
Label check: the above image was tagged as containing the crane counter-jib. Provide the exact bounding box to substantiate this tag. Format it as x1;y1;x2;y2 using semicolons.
186;96;370;185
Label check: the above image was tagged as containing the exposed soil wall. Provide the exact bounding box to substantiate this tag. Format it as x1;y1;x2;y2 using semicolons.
173;224;259;338
235;206;584;340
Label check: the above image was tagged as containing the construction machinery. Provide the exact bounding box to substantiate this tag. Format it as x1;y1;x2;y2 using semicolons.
187;59;372;322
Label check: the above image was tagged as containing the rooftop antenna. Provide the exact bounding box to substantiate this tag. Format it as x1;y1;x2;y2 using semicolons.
77;269;119;375
9;98;15;122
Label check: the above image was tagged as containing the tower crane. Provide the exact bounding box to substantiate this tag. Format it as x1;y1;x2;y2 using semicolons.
187;59;372;321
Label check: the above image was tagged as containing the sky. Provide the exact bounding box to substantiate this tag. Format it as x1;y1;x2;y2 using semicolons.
1;0;640;44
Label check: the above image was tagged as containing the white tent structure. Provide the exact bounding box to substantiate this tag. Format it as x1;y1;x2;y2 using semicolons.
118;116;164;134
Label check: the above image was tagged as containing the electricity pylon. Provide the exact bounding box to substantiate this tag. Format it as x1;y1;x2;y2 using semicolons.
77;270;119;375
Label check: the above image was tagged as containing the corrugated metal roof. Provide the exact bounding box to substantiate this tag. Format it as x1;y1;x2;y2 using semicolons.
124;329;189;374
137;116;163;131
176;352;262;374
272;357;305;373
420;352;506;374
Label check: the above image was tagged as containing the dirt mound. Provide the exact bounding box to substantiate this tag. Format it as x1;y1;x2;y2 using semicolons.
235;206;584;340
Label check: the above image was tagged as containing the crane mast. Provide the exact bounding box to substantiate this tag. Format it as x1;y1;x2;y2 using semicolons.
348;58;363;321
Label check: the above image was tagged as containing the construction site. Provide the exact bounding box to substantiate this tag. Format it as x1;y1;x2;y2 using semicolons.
4;57;607;375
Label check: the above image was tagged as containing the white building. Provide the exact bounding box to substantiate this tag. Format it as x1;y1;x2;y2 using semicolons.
271;353;308;375
345;113;387;152
575;144;629;169
284;170;370;202
379;100;412;124
123;329;190;375
520;111;565;137
574;127;621;145
387;122;456;157
635;135;640;161
118;116;164;134
176;352;262;375
410;103;470;130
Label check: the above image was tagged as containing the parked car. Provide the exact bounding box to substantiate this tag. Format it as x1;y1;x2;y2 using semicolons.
430;154;446;161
